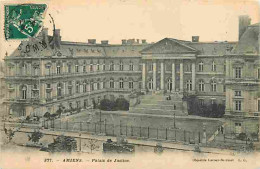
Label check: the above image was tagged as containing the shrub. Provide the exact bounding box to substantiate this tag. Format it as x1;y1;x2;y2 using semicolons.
115;98;129;111
28;131;43;144
48;135;77;153
237;133;247;141
43;112;51;119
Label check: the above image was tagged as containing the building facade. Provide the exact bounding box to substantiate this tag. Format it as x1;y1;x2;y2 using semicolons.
3;17;260;134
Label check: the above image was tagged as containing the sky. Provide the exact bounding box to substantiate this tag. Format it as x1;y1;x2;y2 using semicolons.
0;0;259;61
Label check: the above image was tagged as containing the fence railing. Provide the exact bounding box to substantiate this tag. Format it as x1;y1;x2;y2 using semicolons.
42;119;205;145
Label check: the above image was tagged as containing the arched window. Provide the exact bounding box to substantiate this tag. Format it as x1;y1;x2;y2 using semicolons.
119;61;124;71
199;61;203;72
109;78;114;88
212;61;216;71
32;84;39;98
76;81;80;93
167;79;172;91
186;80;192;91
199;80;205;92
211;81;217;92
57;83;62;97
21;85;27;99
119;78;124;89
129;61;134;71
97;82;100;90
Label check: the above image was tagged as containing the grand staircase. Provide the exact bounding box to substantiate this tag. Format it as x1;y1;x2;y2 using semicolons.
129;91;188;116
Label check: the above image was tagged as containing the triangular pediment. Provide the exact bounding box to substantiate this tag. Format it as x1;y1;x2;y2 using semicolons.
141;38;197;54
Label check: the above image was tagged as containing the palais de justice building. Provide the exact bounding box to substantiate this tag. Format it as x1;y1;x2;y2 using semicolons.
3;16;260;134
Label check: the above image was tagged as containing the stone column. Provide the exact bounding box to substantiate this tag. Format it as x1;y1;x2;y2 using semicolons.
172;62;175;92
142;62;146;90
192;62;196;91
153;62;157;91
160;62;164;90
180;61;183;91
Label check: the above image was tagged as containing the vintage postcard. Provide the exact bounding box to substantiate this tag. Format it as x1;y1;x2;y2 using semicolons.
0;0;260;169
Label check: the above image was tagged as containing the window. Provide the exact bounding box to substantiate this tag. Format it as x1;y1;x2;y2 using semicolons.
235;67;242;78
76;81;80;93
57;83;62;97
68;65;71;73
199;61;203;72
83;65;86;73
258;68;260;79
235;100;242;111
119;78;124;89
212;61;216;71
109;61;114;71
258;100;260;112
129;62;134;71
211;99;216;105
22;86;27;99
91;82;94;91
103;81;106;89
199;80;204;92
46;83;51;89
110;79;114;88
148;79;153;90
186;64;191;72
234;91;241;97
76;101;81;109
129;81;134;89
97;82;100;90
75;65;79;73
223;85;226;92
56;65;61;74
90;64;93;72
120;61;124;71
84;99;88;109
224;64;226;72
199;99;204;106
149;63;153;71
211;81;217;92
83;82;87;92
186;80;192;91
97;64;100;71
103;64;105;71
167;79;172;91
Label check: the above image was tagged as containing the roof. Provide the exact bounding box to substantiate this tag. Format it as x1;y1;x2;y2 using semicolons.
233;23;259;54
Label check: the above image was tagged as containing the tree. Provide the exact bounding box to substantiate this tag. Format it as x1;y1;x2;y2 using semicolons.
84;139;99;153
28;130;43;144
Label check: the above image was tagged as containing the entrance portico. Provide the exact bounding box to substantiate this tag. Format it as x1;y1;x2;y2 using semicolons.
140;38;197;94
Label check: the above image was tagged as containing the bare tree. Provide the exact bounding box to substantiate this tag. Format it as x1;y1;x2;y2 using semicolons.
84;139;99;153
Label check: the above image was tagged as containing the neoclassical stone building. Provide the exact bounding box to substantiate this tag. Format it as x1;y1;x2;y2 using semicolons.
3;16;260;134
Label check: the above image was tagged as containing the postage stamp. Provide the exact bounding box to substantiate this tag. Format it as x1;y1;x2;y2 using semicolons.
4;3;47;40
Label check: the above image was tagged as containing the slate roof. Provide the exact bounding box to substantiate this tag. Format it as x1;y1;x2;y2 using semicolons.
232;23;259;54
7;23;259;59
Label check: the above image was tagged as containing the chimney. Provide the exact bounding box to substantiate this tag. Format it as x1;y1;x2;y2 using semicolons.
122;39;127;45
101;40;109;45
54;29;61;49
142;39;147;44
127;39;135;44
239;15;251;40
192;36;199;42
88;39;96;44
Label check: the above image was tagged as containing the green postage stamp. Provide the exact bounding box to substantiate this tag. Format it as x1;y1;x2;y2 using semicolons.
4;4;47;40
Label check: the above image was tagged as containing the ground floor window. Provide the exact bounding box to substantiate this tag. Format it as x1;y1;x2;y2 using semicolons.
235;122;242;134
